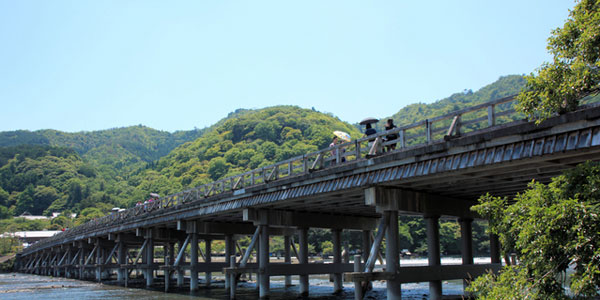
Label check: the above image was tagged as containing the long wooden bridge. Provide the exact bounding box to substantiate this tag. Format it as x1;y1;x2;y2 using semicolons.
15;96;600;299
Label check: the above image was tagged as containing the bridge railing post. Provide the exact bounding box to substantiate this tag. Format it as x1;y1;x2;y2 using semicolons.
426;119;432;144
487;105;496;126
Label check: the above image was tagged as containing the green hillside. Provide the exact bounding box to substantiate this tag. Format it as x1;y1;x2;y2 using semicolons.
369;75;527;131
0;126;206;176
133;106;362;197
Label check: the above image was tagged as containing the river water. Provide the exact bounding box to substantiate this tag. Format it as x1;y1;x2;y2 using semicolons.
0;257;487;299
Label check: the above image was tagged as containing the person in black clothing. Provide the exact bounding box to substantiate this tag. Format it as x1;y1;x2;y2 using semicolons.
364;123;377;137
385;119;398;152
364;123;377;152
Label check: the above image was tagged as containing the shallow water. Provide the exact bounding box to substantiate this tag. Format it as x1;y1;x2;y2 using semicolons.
1;257;481;299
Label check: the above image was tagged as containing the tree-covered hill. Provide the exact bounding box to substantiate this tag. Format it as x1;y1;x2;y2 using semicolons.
368;75;527;131
131;106;362;198
0;126;207;177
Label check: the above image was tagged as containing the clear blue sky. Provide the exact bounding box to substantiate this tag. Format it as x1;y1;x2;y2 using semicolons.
0;0;573;133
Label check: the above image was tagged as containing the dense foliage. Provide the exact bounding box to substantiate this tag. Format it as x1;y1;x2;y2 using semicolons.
371;75;526;131
517;0;600;122
468;162;600;299
145;106;361;193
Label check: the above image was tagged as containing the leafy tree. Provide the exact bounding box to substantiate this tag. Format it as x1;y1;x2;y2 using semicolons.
208;157;229;180
50;215;73;229
74;207;105;225
469;162;600;299
517;0;600;122
34;186;59;215
0;187;8;206
321;240;334;256
15;184;35;215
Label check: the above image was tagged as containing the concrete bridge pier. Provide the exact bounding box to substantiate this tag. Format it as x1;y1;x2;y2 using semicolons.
79;243;85;280
224;234;234;289
205;238;212;287
117;235;126;283
459;218;474;296
361;230;371;264
332;228;343;293
259;224;270;299
65;246;72;278
190;231;199;291
490;233;501;264
283;235;292;287
385;210;401;300
299;227;309;297
425;215;442;300
177;238;185;287
144;229;155;287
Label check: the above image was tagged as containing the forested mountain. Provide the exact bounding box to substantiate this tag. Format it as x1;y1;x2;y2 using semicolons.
0;126;207;176
130;106;362;199
369;75;527;131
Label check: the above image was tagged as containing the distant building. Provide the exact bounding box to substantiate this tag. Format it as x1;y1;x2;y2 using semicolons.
13;211;76;220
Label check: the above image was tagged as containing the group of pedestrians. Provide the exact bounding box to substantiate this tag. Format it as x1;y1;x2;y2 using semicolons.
364;119;398;152
329;118;400;165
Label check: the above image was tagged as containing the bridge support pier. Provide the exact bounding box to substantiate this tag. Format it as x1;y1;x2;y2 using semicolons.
284;235;292;287
332;228;343;293
426;215;442;300
299;227;309;297
385;210;401;300
79;245;85;280
259;224;270;298
146;230;154;287
205;238;212;287
460;218;474;296
177;238;185;287
224;235;234;289
66;247;72;278
117;236;126;284
490;233;501;264
190;232;199;291
95;240;102;282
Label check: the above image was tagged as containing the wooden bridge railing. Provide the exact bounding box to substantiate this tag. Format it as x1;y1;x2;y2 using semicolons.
21;95;521;254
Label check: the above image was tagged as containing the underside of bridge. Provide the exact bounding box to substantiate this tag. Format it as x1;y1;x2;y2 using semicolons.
15;104;600;300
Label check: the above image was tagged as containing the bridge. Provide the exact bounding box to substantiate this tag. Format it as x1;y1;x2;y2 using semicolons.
15;96;600;300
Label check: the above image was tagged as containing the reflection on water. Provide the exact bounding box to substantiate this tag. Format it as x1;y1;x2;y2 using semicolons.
1;257;479;299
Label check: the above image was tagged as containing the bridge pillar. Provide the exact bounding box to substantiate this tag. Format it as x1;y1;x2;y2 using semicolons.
284;235;292;286
361;230;371;264
224;235;234;289
259;224;270;298
66;247;72;278
459;218;474;296
254;239;259;290
164;242;171;292
117;235;126;284
79;244;85;280
177;238;185;287
146;230;155;287
205;238;212;287
385;210;401;300
425;215;443;300
299;227;309;297
332;228;343;293
490;233;501;264
95;240;102;282
190;232;199;291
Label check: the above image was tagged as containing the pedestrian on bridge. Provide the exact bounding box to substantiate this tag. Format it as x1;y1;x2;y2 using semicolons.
384;119;398;152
